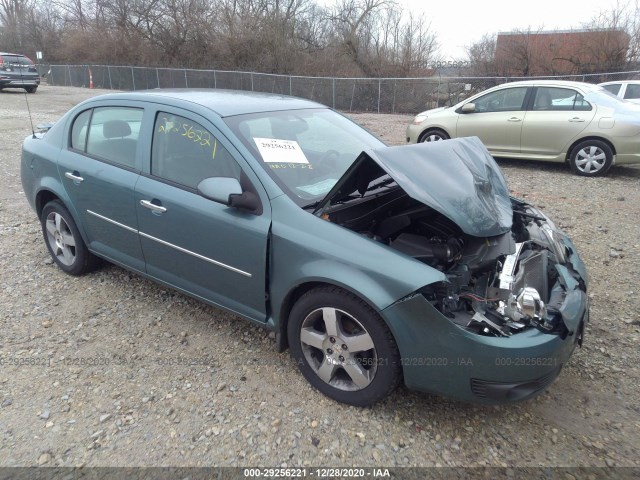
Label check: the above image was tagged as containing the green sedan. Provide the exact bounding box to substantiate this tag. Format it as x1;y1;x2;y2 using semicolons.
407;80;640;176
21;90;589;406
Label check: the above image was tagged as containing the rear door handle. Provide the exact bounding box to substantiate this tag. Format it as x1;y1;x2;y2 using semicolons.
140;199;167;213
569;117;585;122
64;171;84;182
507;117;522;122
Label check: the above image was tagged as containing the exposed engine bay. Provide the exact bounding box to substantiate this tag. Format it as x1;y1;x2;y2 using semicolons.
322;186;586;338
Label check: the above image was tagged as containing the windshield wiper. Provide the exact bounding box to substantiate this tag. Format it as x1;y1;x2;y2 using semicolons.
302;200;322;210
305;194;360;213
365;176;396;192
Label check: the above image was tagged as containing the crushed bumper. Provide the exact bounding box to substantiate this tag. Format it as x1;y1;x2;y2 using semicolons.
382;293;587;404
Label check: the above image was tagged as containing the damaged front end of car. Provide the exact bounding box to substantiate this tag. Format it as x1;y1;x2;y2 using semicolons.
419;199;588;342
313;137;588;402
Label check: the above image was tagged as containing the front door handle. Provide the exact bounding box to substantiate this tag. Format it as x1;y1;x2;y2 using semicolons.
569;117;585;123
507;117;522;122
140;199;167;213
64;171;84;182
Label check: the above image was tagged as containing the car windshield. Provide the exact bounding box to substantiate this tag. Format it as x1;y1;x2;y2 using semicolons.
224;108;386;206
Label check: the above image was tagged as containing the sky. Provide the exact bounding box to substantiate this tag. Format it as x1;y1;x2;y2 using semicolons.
319;0;628;58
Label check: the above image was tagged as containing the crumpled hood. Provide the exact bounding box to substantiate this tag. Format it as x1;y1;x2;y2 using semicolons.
316;137;513;237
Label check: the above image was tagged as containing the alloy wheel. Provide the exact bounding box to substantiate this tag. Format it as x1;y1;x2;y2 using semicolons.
299;307;377;391
45;212;77;266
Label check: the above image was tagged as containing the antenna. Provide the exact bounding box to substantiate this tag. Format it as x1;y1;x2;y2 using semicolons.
19;58;36;138
23;88;36;139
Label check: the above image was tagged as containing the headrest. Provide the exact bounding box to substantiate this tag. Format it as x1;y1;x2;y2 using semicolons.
103;120;131;138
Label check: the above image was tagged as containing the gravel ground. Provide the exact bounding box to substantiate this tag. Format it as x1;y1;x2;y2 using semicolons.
0;86;639;468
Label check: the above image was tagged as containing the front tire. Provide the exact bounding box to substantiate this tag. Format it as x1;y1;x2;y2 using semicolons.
568;140;613;176
287;286;401;406
41;200;99;275
418;128;450;143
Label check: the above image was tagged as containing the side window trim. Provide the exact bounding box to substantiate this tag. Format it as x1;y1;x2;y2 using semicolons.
84;109;94;152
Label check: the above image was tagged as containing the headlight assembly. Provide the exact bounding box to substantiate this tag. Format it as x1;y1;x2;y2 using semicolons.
412;114;428;125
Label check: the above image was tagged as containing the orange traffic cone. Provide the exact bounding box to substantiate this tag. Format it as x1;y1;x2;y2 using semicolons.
89;67;94;89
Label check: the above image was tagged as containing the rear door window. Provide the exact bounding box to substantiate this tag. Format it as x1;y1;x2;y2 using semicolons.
69;106;143;170
532;87;591;111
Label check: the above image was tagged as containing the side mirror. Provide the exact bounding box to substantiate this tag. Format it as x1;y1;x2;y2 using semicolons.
197;177;261;214
229;191;261;213
461;103;476;113
197;177;242;205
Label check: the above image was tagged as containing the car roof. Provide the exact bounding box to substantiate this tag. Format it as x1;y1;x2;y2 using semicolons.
89;89;327;117
0;52;27;56
599;80;640;85
494;79;601;91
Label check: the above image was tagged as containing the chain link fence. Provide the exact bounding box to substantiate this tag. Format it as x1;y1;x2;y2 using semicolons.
39;64;640;114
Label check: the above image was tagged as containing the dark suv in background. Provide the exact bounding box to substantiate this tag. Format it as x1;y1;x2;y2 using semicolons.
0;52;40;93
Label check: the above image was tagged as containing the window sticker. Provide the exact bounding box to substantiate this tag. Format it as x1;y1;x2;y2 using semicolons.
254;138;309;164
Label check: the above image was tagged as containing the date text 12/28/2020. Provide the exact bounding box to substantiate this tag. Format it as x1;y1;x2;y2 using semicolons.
243;468;391;478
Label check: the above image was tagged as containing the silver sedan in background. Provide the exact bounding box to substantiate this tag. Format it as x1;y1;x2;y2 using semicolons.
407;80;640;176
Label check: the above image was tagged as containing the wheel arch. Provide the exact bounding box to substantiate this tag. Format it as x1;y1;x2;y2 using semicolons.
275;280;394;353
34;184;89;245
35;189;62;217
565;136;616;162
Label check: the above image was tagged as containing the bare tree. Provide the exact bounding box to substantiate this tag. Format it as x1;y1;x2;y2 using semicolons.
1;0;441;77
494;27;544;76
465;34;497;76
0;0;31;49
327;0;439;76
575;2;636;72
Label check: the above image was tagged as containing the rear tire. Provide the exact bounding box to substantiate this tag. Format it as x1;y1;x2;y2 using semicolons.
568;140;613;176
287;286;401;406
25;86;37;94
41;200;99;275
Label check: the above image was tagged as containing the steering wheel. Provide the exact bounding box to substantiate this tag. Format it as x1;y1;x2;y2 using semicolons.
313;149;341;176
